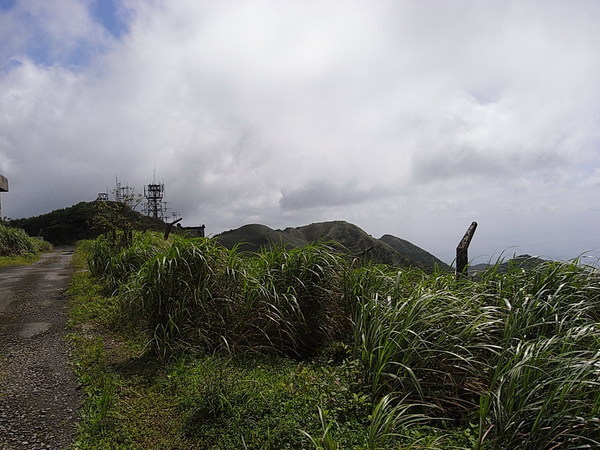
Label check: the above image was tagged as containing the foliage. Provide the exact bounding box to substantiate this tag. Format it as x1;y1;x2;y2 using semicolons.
72;236;600;449
9;201;168;245
475;261;600;448
87;232;170;294
234;244;349;357
0;222;52;257
118;239;350;360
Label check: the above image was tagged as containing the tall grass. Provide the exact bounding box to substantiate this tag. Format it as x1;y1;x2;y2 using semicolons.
87;235;600;447
476;261;600;448
0;223;52;256
121;240;350;359
237;244;348;357
120;237;235;358
348;260;599;446
351;268;495;413
479;330;600;448
88;231;170;293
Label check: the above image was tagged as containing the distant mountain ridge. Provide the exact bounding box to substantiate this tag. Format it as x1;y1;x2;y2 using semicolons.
469;254;547;274
9;204;451;271
216;220;451;272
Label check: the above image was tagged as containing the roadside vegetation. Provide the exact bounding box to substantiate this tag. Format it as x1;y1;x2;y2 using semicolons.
68;231;600;449
0;222;52;265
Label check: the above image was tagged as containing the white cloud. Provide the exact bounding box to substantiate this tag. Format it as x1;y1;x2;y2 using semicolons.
0;0;599;263
0;0;115;67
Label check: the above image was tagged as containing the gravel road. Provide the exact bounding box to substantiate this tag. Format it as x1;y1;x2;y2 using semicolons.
0;249;81;449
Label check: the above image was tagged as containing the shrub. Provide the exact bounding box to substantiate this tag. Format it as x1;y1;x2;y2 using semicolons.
0;223;52;256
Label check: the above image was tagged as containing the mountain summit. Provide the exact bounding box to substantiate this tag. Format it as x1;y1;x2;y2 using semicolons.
216;220;450;271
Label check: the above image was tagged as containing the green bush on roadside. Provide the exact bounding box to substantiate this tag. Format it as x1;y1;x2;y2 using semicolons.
0;223;52;257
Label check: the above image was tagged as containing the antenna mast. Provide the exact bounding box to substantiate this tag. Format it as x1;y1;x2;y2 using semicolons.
144;174;166;220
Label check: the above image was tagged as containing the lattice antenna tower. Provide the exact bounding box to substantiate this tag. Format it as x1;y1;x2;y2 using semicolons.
114;176;134;206
114;176;122;202
144;172;166;220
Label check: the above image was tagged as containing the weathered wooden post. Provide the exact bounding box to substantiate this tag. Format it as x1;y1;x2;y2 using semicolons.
456;221;477;279
164;218;183;240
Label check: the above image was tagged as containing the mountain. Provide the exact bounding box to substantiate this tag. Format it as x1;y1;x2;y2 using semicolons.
9;201;168;245
468;254;547;274
216;220;450;272
379;234;450;271
215;224;308;253
298;221;411;267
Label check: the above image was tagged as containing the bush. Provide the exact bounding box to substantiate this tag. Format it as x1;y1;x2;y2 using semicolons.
0;223;52;256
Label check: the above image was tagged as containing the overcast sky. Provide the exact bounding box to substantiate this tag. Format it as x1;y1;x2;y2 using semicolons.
1;0;599;264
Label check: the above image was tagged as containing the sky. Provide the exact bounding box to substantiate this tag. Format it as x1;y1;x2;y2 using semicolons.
1;0;599;265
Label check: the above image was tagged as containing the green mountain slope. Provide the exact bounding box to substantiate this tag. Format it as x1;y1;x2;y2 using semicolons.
215;224;308;253
379;234;451;271
469;254;547;274
216;220;449;271
295;221;410;267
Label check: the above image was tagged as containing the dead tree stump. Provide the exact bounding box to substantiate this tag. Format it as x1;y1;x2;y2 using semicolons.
164;218;183;240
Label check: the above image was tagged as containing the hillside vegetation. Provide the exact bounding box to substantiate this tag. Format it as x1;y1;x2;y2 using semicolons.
68;231;600;449
9;201;168;245
216;220;450;272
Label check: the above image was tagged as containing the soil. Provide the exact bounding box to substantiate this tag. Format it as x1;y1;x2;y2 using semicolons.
0;249;81;449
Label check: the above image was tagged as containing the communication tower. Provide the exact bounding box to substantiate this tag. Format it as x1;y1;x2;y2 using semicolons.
144;181;166;220
114;177;134;204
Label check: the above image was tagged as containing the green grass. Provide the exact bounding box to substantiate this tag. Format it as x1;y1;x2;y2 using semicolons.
67;234;600;449
0;254;41;267
0;222;52;259
118;238;350;360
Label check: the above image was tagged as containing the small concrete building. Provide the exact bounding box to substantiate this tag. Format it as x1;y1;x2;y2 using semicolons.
177;224;206;237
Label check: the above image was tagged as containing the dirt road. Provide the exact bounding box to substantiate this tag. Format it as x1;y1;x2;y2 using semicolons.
0;249;81;449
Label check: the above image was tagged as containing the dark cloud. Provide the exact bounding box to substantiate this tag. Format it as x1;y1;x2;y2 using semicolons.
280;180;382;210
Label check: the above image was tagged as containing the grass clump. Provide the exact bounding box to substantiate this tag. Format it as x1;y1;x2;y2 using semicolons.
168;355;369;448
235;244;349;357
69;235;600;449
0;222;52;257
352;269;494;414
87;231;170;294
120;239;350;360
475;261;600;448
